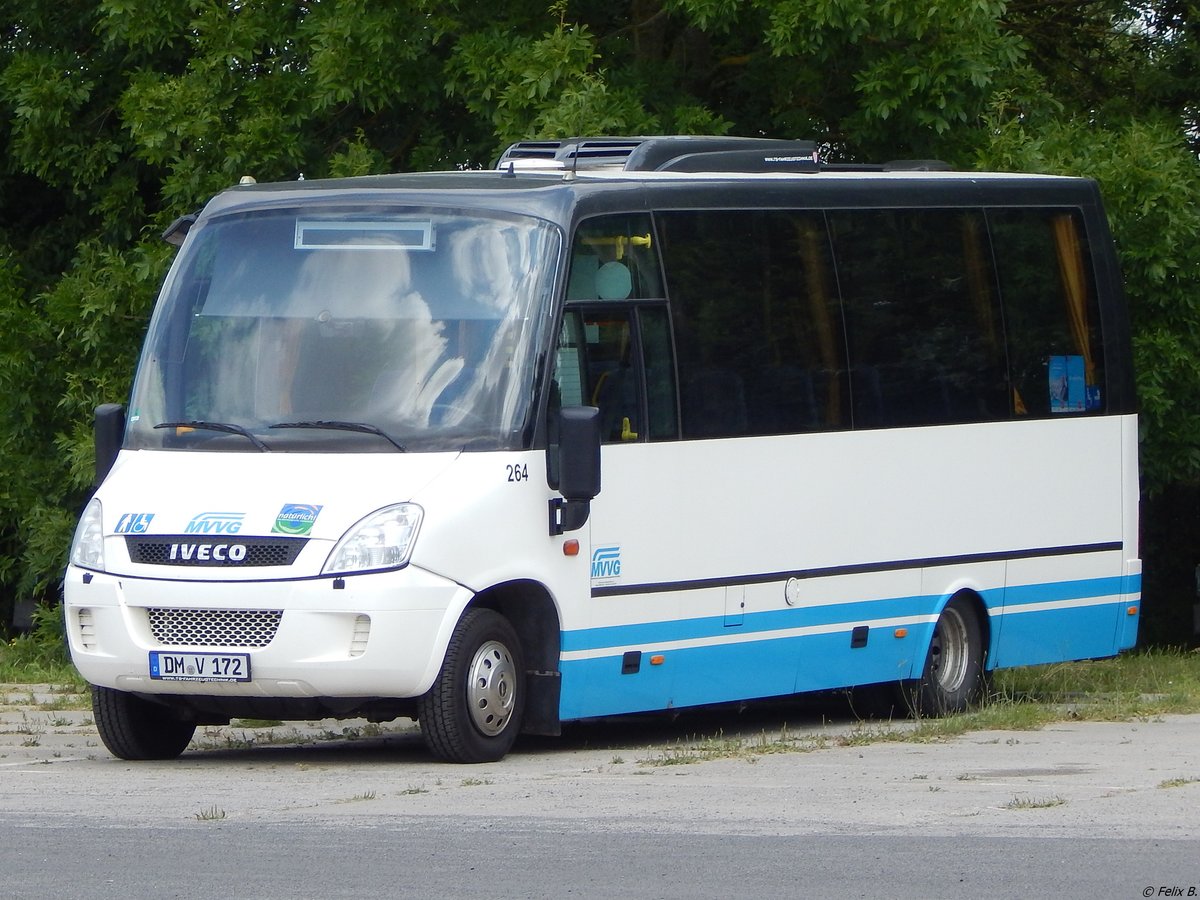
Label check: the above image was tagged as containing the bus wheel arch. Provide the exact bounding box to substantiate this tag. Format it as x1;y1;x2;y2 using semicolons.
909;590;989;716
470;580;562;737
418;580;561;762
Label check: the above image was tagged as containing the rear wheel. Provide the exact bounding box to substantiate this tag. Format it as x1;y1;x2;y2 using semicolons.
908;597;985;716
92;685;196;760
418;608;525;763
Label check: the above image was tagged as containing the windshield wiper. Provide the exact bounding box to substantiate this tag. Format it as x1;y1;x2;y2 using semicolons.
269;420;407;452
154;421;271;452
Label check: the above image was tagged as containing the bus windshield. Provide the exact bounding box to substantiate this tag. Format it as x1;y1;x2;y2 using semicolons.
126;206;560;452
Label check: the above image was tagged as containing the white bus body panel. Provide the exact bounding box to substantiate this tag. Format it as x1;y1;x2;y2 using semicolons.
65;448;570;701
559;414;1139;719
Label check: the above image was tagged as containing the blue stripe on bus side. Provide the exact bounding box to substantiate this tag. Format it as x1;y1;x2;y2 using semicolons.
557;574;1142;721
560;628;916;720
1002;575;1131;606
560;593;938;653
562;574;1136;654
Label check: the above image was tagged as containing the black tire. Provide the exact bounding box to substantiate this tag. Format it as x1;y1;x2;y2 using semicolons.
92;685;196;760
418;608;525;763
907;596;986;716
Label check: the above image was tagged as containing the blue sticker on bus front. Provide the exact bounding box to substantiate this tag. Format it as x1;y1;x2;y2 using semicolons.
114;513;154;534
185;512;245;534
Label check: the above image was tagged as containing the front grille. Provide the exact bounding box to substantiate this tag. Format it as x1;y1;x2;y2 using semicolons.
147;607;283;648
126;536;306;567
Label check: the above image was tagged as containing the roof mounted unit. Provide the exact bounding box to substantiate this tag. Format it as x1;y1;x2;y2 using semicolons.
497;138;645;170
495;136;821;174
494;136;953;176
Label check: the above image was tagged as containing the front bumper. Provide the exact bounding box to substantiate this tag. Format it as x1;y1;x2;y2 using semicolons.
63;563;471;700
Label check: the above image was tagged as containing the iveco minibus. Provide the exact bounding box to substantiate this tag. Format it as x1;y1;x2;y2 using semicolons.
65;136;1140;762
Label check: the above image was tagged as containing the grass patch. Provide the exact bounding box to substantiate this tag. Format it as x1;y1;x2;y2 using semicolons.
991;647;1200;721
636;726;823;766
1002;794;1067;810
1157;776;1200;789
633;650;1200;765
0;604;85;688
194;806;227;821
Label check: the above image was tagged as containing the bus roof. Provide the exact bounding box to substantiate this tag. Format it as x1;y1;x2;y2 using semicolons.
200;165;1103;229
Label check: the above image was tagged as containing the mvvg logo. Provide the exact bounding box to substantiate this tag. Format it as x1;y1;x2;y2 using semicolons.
184;512;245;534
590;546;622;581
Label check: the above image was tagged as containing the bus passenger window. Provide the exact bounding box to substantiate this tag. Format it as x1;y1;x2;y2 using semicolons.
657;209;849;438
989;210;1105;416
829;209;1008;428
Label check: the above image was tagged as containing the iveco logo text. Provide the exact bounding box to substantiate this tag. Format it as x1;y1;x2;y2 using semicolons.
184;512;245;534
590;546;621;579
169;543;248;562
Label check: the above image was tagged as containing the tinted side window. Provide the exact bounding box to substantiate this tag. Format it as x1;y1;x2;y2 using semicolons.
554;306;679;444
558;214;678;444
829;209;1008;428
989;209;1105;416
657;209;849;439
567;214;663;301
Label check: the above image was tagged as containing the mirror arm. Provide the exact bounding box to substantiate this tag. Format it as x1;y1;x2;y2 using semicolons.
549;498;591;536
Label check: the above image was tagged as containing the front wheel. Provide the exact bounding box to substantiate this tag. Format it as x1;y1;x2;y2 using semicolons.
907;597;985;716
418;608;525;763
92;685;196;760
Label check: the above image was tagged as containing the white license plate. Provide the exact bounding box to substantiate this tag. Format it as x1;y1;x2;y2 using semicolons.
149;651;251;683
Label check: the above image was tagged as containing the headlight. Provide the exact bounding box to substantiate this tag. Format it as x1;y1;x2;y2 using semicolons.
70;498;106;571
322;503;423;575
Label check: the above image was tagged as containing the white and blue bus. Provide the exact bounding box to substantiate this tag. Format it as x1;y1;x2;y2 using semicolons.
64;136;1141;763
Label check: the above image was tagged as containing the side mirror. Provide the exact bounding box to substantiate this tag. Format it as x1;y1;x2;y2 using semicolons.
558;406;601;500
94;403;126;486
549;406;601;535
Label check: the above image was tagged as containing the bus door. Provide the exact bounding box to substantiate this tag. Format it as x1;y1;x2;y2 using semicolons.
552;215;693;717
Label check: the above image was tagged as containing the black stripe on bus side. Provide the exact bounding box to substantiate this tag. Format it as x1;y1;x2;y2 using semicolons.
589;541;1125;598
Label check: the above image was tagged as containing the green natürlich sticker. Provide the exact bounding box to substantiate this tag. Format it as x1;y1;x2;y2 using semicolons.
272;503;323;535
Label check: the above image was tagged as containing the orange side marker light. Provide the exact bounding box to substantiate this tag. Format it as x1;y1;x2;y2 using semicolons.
563;539;580;557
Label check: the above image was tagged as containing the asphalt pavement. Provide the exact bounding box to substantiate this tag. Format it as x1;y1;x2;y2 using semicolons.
1;685;1197;898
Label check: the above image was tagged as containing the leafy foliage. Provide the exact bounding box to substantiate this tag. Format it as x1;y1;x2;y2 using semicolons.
0;601;83;684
